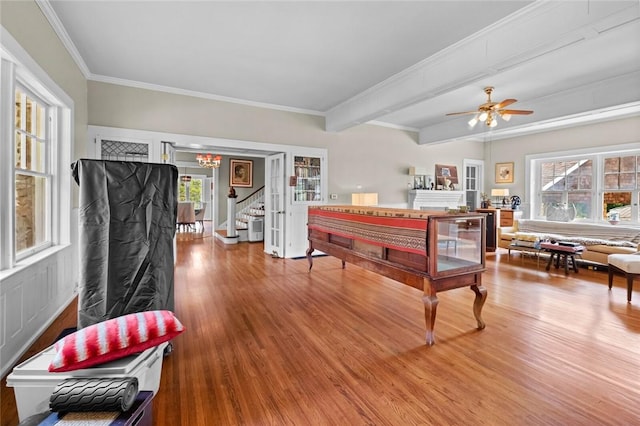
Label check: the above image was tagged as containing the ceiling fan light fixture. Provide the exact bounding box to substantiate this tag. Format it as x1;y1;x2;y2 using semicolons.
446;86;533;128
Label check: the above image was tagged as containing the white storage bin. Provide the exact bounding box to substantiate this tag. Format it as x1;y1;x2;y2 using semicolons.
6;341;167;422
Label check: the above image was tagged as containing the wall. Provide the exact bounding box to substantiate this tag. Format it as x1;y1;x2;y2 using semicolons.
1;1;88;164
88;82;640;215
1;1;87;377
88;81;485;208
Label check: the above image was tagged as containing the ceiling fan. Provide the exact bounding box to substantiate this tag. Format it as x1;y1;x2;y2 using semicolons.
446;86;533;128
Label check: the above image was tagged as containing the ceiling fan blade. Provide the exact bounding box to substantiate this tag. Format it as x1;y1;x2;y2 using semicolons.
495;98;517;109
445;111;478;116
500;109;533;115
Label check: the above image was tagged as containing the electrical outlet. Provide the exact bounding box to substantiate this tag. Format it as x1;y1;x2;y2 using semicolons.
330;193;338;200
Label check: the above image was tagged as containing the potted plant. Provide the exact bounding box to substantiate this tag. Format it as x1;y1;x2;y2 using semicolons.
480;193;491;209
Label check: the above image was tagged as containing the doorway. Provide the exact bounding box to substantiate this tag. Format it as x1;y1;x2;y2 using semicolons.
88;125;313;257
463;159;485;211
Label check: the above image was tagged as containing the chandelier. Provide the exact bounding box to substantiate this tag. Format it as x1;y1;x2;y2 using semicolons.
196;153;222;168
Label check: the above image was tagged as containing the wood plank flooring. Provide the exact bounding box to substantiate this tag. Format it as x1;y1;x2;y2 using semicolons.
2;226;640;425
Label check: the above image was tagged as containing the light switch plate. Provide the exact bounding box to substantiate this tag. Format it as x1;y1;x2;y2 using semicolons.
330;193;338;200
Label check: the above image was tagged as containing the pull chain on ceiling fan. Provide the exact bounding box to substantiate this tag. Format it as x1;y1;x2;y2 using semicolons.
446;86;533;128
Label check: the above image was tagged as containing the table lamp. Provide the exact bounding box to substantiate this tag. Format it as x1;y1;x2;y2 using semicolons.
351;193;379;206
491;188;510;207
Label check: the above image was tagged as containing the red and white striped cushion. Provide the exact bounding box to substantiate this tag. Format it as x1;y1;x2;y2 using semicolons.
49;310;185;372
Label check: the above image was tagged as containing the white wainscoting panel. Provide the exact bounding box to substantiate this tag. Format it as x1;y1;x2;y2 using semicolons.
0;246;77;377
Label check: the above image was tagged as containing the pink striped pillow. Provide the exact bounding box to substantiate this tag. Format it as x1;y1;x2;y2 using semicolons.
48;310;185;372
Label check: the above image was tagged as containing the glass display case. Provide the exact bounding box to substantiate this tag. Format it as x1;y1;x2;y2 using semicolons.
306;206;487;346
306;206;485;280
429;215;485;278
293;155;322;202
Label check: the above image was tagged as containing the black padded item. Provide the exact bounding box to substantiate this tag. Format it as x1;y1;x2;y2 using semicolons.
49;377;139;413
71;160;178;328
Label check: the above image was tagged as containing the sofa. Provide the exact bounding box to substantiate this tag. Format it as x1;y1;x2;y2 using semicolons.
498;219;640;265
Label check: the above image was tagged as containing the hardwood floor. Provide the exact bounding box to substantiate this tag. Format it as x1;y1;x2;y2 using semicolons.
2;226;640;425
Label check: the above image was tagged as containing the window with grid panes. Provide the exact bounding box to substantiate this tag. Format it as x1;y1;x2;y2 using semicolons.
539;159;593;219
602;155;639;222
14;86;52;256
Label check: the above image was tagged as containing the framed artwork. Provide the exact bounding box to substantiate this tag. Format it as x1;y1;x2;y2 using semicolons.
434;164;458;188
230;159;253;187
495;162;514;184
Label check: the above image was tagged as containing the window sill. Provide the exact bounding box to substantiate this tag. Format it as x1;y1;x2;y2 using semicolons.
0;244;72;281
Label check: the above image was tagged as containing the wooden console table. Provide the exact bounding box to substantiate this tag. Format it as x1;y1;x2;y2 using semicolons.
306;205;487;346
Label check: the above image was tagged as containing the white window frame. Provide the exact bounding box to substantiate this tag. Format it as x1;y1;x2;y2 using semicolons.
14;83;54;260
527;142;640;224
1;27;73;271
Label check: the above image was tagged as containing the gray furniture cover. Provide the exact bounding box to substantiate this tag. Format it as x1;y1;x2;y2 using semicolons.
72;160;178;328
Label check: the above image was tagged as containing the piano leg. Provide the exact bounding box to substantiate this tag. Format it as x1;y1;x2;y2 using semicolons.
422;292;439;346
470;284;487;330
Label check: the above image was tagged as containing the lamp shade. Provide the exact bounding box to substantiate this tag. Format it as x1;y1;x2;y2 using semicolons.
491;188;509;197
409;167;428;176
351;193;378;206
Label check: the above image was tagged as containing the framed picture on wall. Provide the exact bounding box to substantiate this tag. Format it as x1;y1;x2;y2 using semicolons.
434;164;458;189
495;162;514;184
230;159;253;187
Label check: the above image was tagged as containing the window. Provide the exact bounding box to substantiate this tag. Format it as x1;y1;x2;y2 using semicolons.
178;175;204;209
602;155;640;222
531;147;640;223
540;159;593;219
2;32;72;270
100;139;149;162
14;86;52;257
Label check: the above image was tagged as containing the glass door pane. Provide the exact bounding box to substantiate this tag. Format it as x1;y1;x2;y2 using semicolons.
293;155;322;202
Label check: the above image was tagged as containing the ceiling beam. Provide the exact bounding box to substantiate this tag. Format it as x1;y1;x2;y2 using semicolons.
325;1;640;133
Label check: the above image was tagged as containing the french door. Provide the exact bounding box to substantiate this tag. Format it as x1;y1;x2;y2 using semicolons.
265;153;286;257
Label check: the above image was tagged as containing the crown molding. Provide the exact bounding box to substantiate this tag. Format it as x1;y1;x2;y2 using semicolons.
89;74;324;117
36;0;91;78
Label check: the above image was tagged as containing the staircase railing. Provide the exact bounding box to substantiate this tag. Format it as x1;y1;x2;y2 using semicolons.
219;186;265;230
236;186;264;214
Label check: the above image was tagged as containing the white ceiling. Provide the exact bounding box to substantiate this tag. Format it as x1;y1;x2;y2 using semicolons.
43;1;640;145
